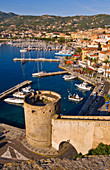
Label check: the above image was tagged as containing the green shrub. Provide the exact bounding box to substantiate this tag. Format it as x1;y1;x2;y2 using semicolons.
73;152;84;160
87;143;110;156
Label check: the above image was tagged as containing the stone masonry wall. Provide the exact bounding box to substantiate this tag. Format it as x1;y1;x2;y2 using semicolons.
52;116;110;154
24;91;61;148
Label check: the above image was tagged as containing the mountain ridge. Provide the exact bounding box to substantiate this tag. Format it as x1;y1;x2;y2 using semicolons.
0;11;110;32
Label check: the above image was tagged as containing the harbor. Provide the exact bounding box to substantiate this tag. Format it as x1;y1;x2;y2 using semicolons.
0;44;108;128
8;39;61;51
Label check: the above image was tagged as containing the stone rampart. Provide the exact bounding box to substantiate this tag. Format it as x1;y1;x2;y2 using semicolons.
52;116;110;154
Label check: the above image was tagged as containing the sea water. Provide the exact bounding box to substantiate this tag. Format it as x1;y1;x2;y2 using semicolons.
0;44;91;128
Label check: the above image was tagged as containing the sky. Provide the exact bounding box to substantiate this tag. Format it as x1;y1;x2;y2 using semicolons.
0;0;110;16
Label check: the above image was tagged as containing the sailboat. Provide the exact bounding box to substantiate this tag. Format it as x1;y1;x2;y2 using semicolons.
20;48;27;53
32;71;44;77
20;42;27;53
32;52;44;77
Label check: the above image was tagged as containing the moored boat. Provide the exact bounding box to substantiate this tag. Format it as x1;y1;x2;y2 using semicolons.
63;75;77;81
13;91;25;98
55;49;73;56
32;71;44;77
22;86;34;93
75;82;92;91
68;94;83;102
4;98;24;104
20;48;27;53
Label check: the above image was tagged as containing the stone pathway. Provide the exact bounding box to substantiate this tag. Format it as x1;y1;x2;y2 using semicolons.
0;123;75;164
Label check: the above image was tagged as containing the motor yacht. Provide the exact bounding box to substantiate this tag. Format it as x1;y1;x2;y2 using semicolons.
4;98;24;104
32;71;44;77
75;82;92;91
55;50;72;56
13;91;25;99
63;75;77;81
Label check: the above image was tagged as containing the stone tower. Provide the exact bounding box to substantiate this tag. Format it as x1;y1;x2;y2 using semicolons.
24;90;61;148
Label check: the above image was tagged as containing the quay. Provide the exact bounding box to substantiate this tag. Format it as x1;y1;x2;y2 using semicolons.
38;71;68;77
13;58;60;62
0;80;32;101
59;65;96;86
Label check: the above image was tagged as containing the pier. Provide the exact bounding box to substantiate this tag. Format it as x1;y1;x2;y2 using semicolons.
0;80;32;101
37;71;68;77
13;58;60;62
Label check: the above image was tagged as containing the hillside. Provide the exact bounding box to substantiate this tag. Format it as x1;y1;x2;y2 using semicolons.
0;11;110;32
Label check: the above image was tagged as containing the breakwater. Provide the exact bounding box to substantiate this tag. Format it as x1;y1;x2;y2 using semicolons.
13;58;60;62
37;71;68;77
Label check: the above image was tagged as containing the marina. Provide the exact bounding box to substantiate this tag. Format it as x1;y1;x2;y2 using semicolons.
0;44;95;128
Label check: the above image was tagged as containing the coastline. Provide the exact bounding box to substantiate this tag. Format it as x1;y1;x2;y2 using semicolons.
58;63;109;116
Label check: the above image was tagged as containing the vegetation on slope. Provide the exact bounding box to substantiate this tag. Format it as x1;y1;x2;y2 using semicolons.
73;143;110;160
0;11;110;32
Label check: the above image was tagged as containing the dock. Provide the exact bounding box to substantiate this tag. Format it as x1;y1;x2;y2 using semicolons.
13;58;60;62
37;71;68;77
59;65;96;86
0;80;32;101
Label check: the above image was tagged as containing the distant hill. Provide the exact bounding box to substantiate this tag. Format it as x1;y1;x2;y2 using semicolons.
0;11;110;32
0;11;17;22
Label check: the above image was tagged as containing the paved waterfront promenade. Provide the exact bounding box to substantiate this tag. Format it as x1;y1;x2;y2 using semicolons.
59;64;97;86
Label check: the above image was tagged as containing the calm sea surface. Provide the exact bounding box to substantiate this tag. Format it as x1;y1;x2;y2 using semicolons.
0;44;92;128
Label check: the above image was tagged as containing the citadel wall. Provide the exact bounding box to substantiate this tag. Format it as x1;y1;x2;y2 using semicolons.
52;116;110;154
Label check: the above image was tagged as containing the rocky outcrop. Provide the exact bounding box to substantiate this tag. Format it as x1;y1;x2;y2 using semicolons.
2;156;110;170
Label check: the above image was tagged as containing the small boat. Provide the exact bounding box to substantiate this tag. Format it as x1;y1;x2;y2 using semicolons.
55;49;74;56
68;94;83;102
22;86;34;93
13;91;25;99
63;75;77;81
32;71;44;77
4;98;24;104
75;82;92;91
20;48;27;53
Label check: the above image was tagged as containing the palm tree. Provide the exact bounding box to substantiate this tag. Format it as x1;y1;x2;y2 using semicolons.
103;59;109;78
84;56;89;65
89;58;93;66
84;56;89;60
